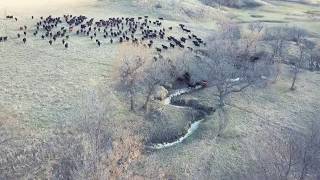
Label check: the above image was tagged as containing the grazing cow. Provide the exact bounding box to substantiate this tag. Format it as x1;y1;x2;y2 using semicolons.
183;72;191;82
180;37;186;43
177;72;191;84
162;45;168;50
193;80;208;88
17;33;21;38
170;43;175;48
182;28;191;33
193;41;200;47
49;40;53;45
110;39;113;44
0;37;2;42
250;56;260;62
23;38;26;43
65;43;69;48
3;37;7;41
62;39;65;44
24;32;27;36
156;47;161;52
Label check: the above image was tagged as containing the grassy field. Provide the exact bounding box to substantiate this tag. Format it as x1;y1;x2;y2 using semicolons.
137;65;320;178
0;0;320;179
227;0;320;35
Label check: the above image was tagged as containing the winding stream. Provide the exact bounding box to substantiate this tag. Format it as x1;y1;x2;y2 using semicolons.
147;85;211;150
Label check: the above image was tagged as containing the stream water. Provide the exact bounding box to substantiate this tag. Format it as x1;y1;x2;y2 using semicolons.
147;85;208;150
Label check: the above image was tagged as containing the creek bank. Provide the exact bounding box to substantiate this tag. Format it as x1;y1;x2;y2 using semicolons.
146;86;215;150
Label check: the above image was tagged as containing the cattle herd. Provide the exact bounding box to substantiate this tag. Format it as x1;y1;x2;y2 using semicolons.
1;14;205;55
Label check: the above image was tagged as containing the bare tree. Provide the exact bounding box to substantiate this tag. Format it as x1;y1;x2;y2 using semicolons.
245;21;264;55
288;27;307;90
252;117;320;180
264;26;289;83
114;43;151;111
309;45;320;71
0;87;146;179
141;57;176;111
199;20;269;107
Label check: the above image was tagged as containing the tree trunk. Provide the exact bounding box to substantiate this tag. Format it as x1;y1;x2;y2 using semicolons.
142;88;153;111
284;157;293;180
272;57;281;84
130;89;135;111
218;90;225;107
299;165;307;180
290;69;298;91
219;96;225;107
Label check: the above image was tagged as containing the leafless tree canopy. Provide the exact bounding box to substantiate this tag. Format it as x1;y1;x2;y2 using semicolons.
196;21;272;107
0;90;143;179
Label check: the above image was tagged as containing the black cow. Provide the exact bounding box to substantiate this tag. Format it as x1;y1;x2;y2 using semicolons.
193;41;200;47
250;56;260;62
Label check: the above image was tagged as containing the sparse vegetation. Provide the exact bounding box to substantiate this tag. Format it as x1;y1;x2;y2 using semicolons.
1;0;320;179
